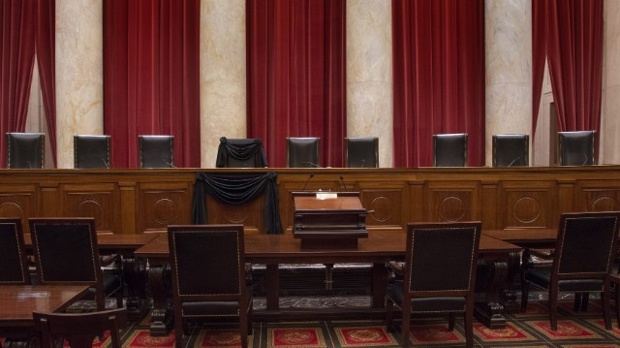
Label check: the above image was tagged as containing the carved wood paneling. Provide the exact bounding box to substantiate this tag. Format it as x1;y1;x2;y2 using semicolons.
574;180;620;212
498;181;556;229
425;182;479;222
136;182;192;234
206;193;265;234
59;183;120;234
0;185;39;233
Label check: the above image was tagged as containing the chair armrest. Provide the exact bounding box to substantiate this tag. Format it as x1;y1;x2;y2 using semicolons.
386;261;405;277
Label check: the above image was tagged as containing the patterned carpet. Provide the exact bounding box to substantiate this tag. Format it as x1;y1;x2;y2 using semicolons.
71;297;620;347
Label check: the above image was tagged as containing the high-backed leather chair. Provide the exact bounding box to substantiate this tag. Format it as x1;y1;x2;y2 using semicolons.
6;132;45;168
433;133;467;167
386;222;481;348
345;137;379;168
521;211;620;330
558;130;596;165
215;137;268;168
0;218;30;284
138;135;174;168
168;224;252;348
287;137;320;168
29;218;124;311
492;134;529;167
74;135;111;169
33;308;126;348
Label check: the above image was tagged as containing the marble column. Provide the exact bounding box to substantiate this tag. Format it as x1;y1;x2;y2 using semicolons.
200;0;247;168
601;0;620;165
55;0;104;168
485;0;532;166
346;0;393;167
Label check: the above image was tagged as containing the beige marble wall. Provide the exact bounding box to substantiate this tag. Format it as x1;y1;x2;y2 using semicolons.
200;0;247;168
346;0;393;168
485;0;532;166
55;0;104;168
601;0;620;165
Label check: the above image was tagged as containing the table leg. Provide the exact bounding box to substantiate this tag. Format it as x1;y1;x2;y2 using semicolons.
371;263;387;308
265;264;280;311
146;262;171;336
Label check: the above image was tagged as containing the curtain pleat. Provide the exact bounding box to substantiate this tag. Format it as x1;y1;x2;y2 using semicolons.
392;0;485;167
104;0;200;168
247;0;346;168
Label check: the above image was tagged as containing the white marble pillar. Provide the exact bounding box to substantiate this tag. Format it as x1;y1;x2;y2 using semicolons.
55;0;104;168
346;0;393;167
200;0;247;168
601;0;620;165
485;0;532;166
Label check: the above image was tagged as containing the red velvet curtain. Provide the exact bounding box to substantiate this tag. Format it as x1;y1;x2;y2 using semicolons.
392;0;485;167
532;0;603;136
1;0;56;167
247;0;346;168
104;0;201;168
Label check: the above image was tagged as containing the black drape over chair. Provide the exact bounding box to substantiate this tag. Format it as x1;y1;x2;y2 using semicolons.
0;218;30;284
29;218;124;311
192;172;283;234
215;137;268;168
138;135;174;168
74;135;111;169
386;221;481;348
287;137;320;167
433;133;468;167
558;130;596;165
492;134;529;167
33;308;127;348
168;224;252;348
345;136;379;168
521;211;620;330
6;132;45;168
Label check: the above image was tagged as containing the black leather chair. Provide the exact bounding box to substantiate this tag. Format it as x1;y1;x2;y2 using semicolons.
138;135;174;168
215;137;268;168
0;218;30;284
29;218;124;311
492;134;529;167
433;133;467;167
6;132;45;168
345;137;379;168
558;130;595;165
74;135;111;169
168;224;252;348
287;137;320;168
386;221;481;348
521;211;620;330
33;308;126;348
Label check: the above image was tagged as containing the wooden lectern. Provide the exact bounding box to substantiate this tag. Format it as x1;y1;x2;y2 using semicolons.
293;192;368;249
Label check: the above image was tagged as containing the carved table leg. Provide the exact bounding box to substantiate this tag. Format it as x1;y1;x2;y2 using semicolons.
474;251;520;328
123;256;148;320
146;262;171;336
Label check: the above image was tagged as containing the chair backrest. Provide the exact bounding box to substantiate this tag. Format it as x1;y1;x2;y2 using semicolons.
33;308;126;348
433;133;468;167
74;135;111;169
553;212;620;278
168;224;245;303
138;135;174;168
345;137;379;168
6;132;45;168
558;131;595;166
0;218;30;284
492;134;529;167
287;137;320;168
29;218;105;309
215;137;268;168
404;222;481;298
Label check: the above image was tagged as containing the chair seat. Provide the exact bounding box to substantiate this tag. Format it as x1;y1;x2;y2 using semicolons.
388;282;466;312
524;267;605;292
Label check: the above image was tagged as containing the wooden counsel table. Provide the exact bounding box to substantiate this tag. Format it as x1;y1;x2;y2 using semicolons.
135;230;522;335
0;285;90;346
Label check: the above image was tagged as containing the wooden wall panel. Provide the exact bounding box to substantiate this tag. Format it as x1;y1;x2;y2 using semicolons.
0;184;39;233
498;181;556;229
424;181;480;222
206;193;265;234
59;183;120;234
136;181;193;234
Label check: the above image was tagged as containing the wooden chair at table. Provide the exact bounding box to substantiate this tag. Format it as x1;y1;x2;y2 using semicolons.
0;218;30;284
29;218;124;311
138;135;174;168
286;137;320;168
345;136;379;168
74;135;111;169
6;132;45;168
492;134;529;167
432;133;468;167
386;221;482;348
521;211;620;330
558;130;596;165
33;308;126;348
168;224;252;348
